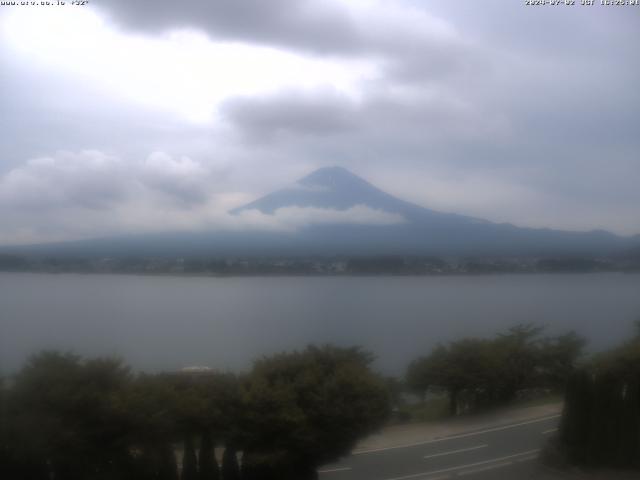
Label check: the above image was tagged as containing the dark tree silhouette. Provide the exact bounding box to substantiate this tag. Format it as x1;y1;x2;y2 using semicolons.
182;436;198;480
221;446;240;480
239;345;389;479
158;442;180;480
406;325;585;415
198;431;219;480
1;346;389;480
558;326;640;469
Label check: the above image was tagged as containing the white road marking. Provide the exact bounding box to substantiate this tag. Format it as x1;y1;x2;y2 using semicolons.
458;461;512;476
318;467;352;474
353;415;560;455
380;449;540;480
515;454;539;463
423;444;488;460
542;428;558;435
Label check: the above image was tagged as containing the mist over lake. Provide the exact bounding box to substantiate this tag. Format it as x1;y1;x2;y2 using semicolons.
1;272;639;376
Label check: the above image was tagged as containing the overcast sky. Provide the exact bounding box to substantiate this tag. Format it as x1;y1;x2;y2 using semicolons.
0;0;638;245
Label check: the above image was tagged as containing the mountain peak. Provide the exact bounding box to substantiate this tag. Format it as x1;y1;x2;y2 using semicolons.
298;166;367;189
231;166;395;215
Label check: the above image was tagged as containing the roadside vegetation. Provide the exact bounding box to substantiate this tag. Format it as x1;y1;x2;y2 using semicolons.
554;322;640;470
403;323;640;474
405;324;585;417
0;346;389;480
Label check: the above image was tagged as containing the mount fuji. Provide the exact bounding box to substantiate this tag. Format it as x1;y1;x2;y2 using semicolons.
3;166;637;258
227;166;632;257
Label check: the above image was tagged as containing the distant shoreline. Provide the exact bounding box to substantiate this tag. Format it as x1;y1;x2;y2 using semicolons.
1;269;639;279
2;252;639;277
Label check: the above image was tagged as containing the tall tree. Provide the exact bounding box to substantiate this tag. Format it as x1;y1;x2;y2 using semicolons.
158;442;180;480
559;369;593;464
221;445;240;480
239;346;390;479
10;352;133;479
198;431;219;480
406;345;448;401
406;325;585;416
493;324;544;402
558;326;640;469
182;435;198;480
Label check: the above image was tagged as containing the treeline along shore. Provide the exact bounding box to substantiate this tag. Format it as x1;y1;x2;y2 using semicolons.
1;253;640;276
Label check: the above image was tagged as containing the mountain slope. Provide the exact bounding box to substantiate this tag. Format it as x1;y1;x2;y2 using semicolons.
232;166;479;226
229;166;630;256
2;166;636;258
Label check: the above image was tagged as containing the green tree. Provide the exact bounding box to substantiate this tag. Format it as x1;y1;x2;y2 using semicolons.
410;339;497;415
123;374;181;480
492;324;544;402
407;325;584;416
182;436;198;480
405;345;449;401
158;442;181;480
559;325;640;469
559;369;593;464
9;352;134;479
538;331;585;392
221;446;240;480
198;431;219;480
124;371;241;480
239;345;390;479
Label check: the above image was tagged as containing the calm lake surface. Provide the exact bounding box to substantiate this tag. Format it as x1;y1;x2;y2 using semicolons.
1;272;639;375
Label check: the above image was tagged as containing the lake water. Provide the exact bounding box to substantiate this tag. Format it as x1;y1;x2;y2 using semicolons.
1;272;639;376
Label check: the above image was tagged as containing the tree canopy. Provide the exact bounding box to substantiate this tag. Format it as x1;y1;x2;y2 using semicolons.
406;325;585;415
0;345;389;480
240;345;390;479
559;325;640;469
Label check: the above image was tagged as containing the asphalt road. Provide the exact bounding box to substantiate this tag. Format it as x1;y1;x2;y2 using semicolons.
318;414;560;480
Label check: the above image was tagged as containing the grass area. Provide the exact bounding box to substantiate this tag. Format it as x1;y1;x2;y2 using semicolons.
393;396;450;423
392;391;563;425
513;392;564;409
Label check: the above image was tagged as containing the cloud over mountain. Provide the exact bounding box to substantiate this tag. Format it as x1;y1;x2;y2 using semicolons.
0;155;405;245
3;166;635;258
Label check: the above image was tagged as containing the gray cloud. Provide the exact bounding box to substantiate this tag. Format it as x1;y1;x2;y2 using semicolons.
0;150;218;212
235;205;406;232
92;0;478;86
221;89;359;142
0;149;235;244
0;47;217;175
139;152;212;205
0;0;638;243
0;151;129;211
92;0;360;55
223;88;504;154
